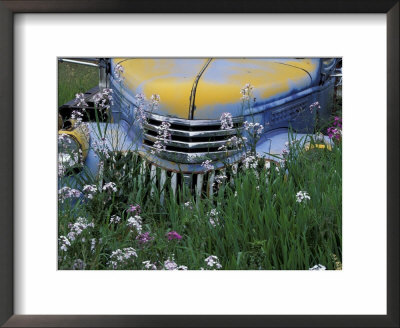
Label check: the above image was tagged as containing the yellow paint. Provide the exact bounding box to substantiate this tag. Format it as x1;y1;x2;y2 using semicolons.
194;59;311;109
114;58;208;117
284;59;317;75
114;58;316;117
59;122;89;159
304;143;332;152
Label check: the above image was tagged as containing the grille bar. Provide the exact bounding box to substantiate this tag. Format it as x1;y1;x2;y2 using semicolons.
144;133;230;149
142;144;239;163
147;112;243;127
144;122;241;138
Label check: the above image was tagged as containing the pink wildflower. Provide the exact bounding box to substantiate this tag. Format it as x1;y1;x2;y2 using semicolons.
127;204;141;215
166;231;182;241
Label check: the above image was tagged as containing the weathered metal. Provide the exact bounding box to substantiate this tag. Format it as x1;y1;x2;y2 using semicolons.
58;57;339;193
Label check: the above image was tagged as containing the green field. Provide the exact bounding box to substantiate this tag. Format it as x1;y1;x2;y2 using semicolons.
58;64;342;271
58;61;98;107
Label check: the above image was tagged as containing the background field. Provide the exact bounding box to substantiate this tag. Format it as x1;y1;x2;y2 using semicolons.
58;61;98;107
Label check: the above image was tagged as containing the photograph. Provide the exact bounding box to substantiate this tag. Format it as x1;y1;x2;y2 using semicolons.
57;57;343;271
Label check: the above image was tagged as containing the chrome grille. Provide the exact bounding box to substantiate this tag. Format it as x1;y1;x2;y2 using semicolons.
143;113;244;164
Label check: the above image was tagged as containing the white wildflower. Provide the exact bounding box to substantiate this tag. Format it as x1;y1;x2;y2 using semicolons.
94;88;113;110
82;184;98;199
59;236;71;252
164;258;178;270
220;112;233;130
58;186;82;203
110;215;121;224
75;93;88;108
296;191;311;203
126;215;143;234
204;255;222;269
240;83;254;101
151;121;171;154
108;247;138;269
309;101;321;113
201;160;214;172
142;260;157;270
113;63;124;82
103;182;117;193
208;208;220;227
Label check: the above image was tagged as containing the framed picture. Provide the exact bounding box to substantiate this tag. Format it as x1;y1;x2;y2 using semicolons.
1;1;398;327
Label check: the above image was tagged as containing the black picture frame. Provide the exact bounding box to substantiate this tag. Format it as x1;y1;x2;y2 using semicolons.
0;1;398;327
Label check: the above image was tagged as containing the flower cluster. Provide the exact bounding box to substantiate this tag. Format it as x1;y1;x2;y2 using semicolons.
70;109;84;126
152;121;171;154
74;93;88;108
242;152;258;170
204;255;222;269
150;94;161;110
113;63;124;82
309;101;321;113
126;215;143;234
208;209;220;227
163;256;188;270
58;186;81;203
134;93;148;129
108;247;138;269
103;182;117;193
183;201;193;210
67;217;95;241
110;215;121;224
142;260;157;270
136;232;154;245
166;231;182;241
59;235;71;251
215;173;227;185
220;112;233;130
240;83;254;101
92;137;110;159
243;121;264;135
218;135;247;151
327;116;342;141
127;204;141;214
93;88;114;111
82;184;98;199
296;191;311;203
201;160;214;172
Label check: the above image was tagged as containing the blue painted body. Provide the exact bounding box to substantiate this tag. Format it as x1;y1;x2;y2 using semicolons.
61;58;337;179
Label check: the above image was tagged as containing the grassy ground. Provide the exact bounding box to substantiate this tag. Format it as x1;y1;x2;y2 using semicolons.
58;61;98;107
58;63;342;270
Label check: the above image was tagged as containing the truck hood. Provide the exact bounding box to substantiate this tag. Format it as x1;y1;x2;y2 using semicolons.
112;58;320;120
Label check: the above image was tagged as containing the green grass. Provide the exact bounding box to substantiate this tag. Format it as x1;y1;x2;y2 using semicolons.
58;140;342;270
58;62;98;107
58;64;342;271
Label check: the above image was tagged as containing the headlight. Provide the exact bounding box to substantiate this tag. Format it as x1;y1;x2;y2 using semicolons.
58;134;82;176
58;121;90;176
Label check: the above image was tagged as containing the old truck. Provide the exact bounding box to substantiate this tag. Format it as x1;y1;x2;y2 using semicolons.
58;57;341;195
